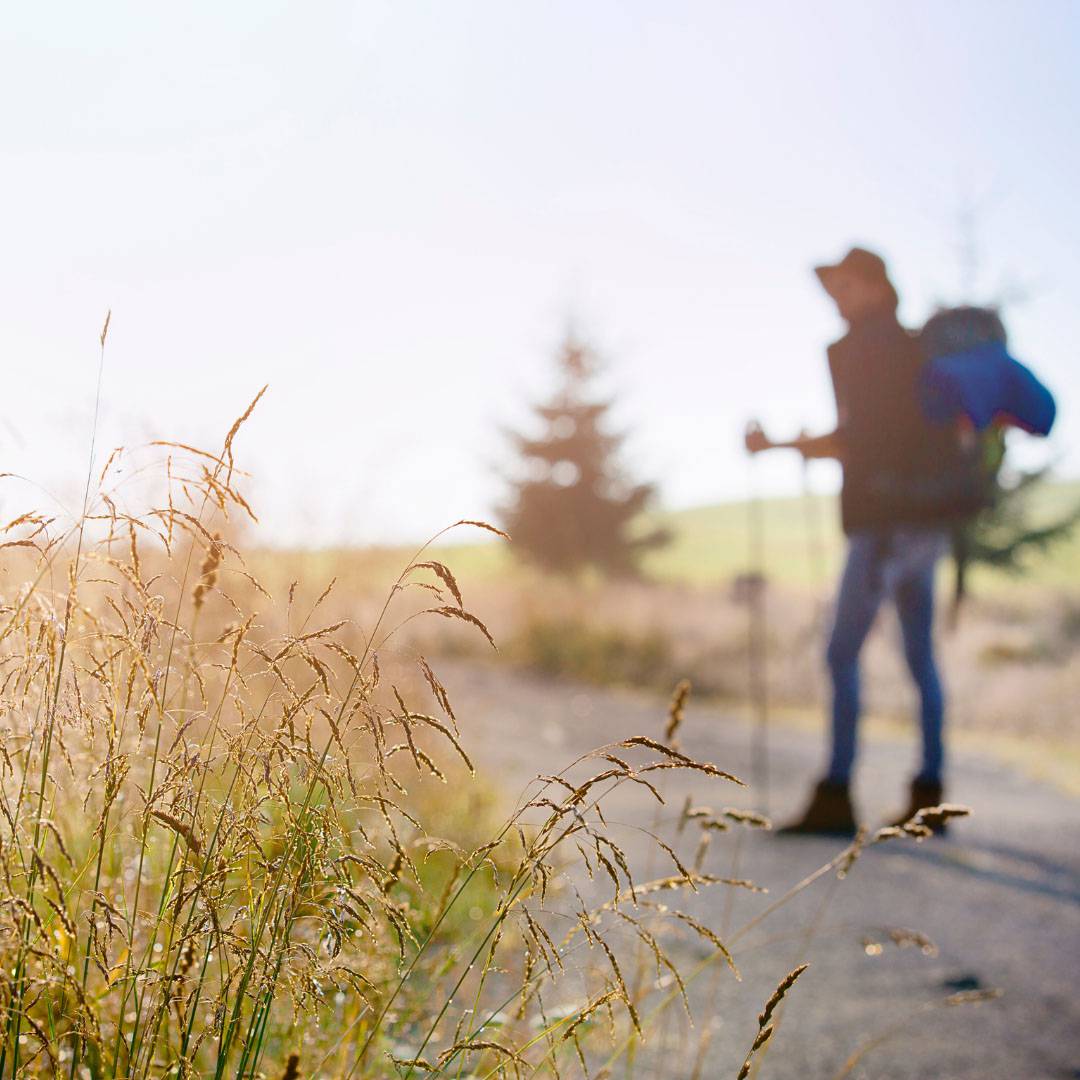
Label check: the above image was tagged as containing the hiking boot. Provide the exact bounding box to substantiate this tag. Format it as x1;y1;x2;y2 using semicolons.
777;779;857;837
892;778;947;834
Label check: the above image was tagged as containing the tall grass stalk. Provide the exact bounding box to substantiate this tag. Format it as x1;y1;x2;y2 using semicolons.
0;344;965;1077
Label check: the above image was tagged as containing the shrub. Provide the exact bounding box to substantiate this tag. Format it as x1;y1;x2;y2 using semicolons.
510;616;676;690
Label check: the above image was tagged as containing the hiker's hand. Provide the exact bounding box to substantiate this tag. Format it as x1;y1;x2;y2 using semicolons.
794;428;842;461
744;421;771;455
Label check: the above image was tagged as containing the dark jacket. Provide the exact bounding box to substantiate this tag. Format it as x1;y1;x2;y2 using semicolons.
828;311;981;534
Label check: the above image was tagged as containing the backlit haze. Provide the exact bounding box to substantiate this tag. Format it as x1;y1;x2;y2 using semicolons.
3;2;1078;546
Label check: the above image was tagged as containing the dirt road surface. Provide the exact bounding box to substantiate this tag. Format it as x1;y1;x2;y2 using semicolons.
439;660;1080;1080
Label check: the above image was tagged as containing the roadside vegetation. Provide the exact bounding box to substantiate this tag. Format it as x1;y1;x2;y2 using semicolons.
0;366;983;1077
252;541;1080;758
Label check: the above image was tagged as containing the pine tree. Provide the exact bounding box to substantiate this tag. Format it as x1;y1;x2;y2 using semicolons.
501;335;670;575
951;463;1080;615
927;200;1078;612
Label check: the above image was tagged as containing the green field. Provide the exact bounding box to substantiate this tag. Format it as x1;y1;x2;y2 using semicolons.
423;480;1080;592
265;481;1080;595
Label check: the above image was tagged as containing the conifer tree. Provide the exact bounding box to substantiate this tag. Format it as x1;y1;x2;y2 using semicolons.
951;462;1080;614
939;209;1080;610
501;335;670;575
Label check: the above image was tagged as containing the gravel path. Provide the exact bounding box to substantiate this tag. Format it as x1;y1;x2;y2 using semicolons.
439;660;1080;1080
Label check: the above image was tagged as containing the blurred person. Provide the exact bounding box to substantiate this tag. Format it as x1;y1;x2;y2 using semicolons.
745;247;977;835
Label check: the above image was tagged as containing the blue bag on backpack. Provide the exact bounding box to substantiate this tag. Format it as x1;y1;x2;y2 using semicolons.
919;308;1056;436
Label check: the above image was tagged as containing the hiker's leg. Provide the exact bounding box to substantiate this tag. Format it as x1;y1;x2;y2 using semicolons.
825;532;885;784
894;536;946;784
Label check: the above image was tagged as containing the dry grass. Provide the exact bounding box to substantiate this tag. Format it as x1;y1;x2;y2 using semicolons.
0;375;948;1079
344;569;1079;750
0;316;995;1077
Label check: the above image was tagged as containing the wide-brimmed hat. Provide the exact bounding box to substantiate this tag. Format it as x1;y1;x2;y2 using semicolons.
814;246;891;295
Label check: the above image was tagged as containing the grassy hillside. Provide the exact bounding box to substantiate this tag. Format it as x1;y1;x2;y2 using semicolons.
641;493;844;587
268;480;1080;594
643;479;1080;590
422;480;1080;592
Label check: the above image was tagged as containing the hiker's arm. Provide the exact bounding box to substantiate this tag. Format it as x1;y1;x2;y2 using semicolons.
790;429;843;459
744;423;843;460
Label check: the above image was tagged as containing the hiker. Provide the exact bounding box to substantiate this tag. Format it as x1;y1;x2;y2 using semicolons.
744;247;979;835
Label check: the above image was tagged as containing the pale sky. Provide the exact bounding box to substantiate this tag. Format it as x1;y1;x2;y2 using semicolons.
3;2;1078;545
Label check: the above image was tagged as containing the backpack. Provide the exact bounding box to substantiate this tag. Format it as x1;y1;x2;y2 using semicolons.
920;306;1056;437
918;306;1056;500
917;306;1057;615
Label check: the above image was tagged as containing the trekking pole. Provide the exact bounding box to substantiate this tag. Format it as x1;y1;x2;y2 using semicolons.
744;426;770;814
799;440;828;601
799;449;831;733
